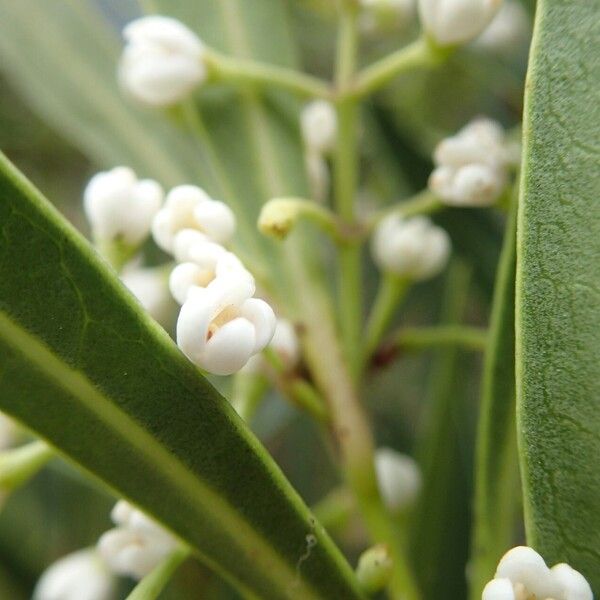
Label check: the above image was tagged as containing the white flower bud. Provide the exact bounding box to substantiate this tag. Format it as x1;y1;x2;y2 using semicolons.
33;549;116;600
98;501;178;581
169;245;251;305
177;277;276;375
418;0;503;47
356;544;394;594
120;265;173;324
430;118;511;207
359;0;415;34
371;214;451;280
270;319;300;369
84;167;163;246
475;1;530;54
152;185;235;253
375;448;421;512
0;412;18;450
483;546;593;600
301;101;337;154
305;151;330;203
119;16;206;107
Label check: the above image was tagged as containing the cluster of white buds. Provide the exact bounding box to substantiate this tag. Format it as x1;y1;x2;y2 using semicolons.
418;0;503;47
482;546;593;600
84;167;163;248
33;549;115;600
97;500;179;581
474;1;530;54
151;185;276;375
119;16;207;107
359;0;415;35
301;100;337;202
371;214;451;280
375;447;422;512
429;118;515;207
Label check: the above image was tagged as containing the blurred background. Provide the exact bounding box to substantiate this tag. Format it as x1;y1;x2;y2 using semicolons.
0;0;533;597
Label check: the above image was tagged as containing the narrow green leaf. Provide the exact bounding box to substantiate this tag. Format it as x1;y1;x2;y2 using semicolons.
517;0;600;589
410;261;474;600
469;190;520;597
0;153;364;599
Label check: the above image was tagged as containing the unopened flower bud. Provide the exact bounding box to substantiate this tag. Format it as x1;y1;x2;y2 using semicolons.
152;185;235;253
120;265;173;324
177;277;276;375
98;501;178;581
258;199;303;240
356;544;394;594
169;244;251;305
33;549;115;600
483;546;593;600
270;319;300;369
119;16;206;107
475;1;529;54
430;118;512;207
371;215;450;280
301;100;337;154
375;448;421;512
84;167;163;247
418;0;503;47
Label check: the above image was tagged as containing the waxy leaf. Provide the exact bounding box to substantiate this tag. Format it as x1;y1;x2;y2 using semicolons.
0;153;364;599
517;0;600;590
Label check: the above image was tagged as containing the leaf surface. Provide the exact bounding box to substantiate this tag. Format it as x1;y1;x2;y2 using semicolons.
0;153;363;599
516;0;600;589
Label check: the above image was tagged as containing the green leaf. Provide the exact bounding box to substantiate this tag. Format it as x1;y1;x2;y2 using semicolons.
469;190;520;597
517;0;600;590
0;153;364;599
410;261;474;600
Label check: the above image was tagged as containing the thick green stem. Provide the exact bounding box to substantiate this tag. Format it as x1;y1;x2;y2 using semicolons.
334;6;363;379
395;325;488;353
205;51;331;99
126;547;190;600
350;37;450;100
0;440;53;490
363;274;410;364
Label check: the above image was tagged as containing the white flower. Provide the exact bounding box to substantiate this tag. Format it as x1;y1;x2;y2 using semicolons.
371;214;451;280
429;118;512;207
97;501;178;581
270;319;301;369
375;448;421;512
475;1;529;53
169;240;252;305
359;0;415;34
119;16;206;107
152;185;236;253
418;0;503;46
120;265;173;323
301;101;338;154
84;167;163;246
482;546;593;600
0;412;18;450
177;277;276;375
33;549;115;600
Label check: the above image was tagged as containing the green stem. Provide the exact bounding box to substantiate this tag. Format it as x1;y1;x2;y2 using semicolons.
334;6;362;378
126;547;190;600
350;37;450;100
368;189;443;232
205;52;331;99
363;274;410;364
394;325;488;353
0;440;53;489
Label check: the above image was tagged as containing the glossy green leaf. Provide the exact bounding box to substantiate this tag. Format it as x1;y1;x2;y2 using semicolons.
516;0;600;590
470;190;520;597
0;153;364;599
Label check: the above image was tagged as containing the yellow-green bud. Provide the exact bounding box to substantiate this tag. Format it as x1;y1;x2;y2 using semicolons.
356;544;393;594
